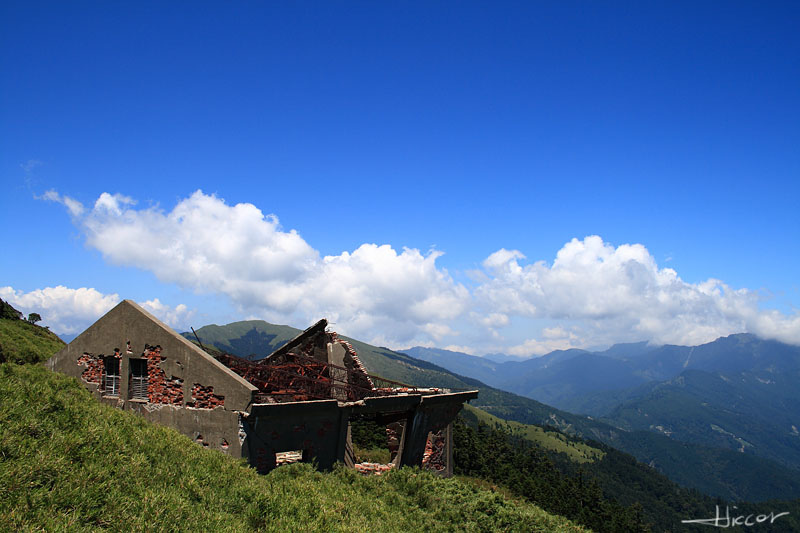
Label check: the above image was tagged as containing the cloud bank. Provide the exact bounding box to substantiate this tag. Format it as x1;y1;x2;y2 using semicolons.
61;190;468;344
0;286;118;334
0;286;193;334
33;190;800;354
475;236;800;351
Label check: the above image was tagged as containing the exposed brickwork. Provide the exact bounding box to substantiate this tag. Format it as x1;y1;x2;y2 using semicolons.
144;345;184;405
328;332;375;390
187;383;225;409
422;430;446;472
77;353;104;385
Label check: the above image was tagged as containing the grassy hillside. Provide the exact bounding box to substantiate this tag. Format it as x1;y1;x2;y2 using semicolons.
0;362;586;532
461;405;604;464
458;406;708;530
0;316;65;364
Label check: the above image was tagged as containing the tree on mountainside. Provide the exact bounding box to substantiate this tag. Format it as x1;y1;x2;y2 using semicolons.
27;313;41;325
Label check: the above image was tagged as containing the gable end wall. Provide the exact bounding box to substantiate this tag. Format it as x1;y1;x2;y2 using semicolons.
47;299;257;456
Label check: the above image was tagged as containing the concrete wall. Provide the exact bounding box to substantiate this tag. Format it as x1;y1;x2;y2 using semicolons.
242;391;477;475
47;300;257;457
244;400;352;472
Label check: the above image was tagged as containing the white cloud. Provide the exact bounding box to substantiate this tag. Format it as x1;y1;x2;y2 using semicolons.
93;192;135;215
477;312;510;329
0;286;119;334
60;190;469;346
483;248;526;271
139;298;196;330
542;326;575;340
442;344;478;355
507;337;584;357
475;235;800;353
504;325;584;357
40;189;85;217
0;286;196;335
421;322;458;341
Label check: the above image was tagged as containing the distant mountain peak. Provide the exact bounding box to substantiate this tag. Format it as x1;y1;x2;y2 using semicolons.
596;341;656;360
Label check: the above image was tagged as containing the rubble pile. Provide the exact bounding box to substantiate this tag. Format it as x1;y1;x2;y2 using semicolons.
354;462;395;475
422;430;446;472
275;450;304;465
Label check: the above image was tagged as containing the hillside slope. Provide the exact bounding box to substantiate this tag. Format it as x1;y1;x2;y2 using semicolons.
601;368;800;470
0;315;65;364
0;363;585;533
461;404;605;464
457;406;800;531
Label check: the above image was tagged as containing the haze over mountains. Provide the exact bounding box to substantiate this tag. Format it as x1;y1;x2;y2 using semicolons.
407;334;800;471
185;321;800;503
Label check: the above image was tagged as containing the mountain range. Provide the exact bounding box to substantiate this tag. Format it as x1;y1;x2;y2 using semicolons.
185;322;800;503
405;334;800;473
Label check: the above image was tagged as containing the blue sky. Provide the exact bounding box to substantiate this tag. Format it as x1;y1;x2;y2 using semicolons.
2;2;799;355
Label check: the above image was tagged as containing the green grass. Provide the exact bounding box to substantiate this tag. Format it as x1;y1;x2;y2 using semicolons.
0;363;587;532
462;405;604;464
354;445;392;464
0;317;65;364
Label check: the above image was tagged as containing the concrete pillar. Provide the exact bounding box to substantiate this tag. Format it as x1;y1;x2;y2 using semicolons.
327;342;346;368
327;343;348;401
398;394;469;473
399;408;430;467
443;422;454;477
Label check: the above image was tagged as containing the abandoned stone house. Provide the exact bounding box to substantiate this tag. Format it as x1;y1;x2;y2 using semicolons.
47;300;477;475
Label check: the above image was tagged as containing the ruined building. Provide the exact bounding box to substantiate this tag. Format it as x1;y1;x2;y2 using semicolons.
47;300;477;475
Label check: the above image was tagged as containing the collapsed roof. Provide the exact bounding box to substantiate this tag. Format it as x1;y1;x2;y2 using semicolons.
202;318;446;404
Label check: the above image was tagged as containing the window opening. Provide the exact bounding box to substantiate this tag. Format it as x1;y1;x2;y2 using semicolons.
103;356;121;396
350;414;400;475
129;358;148;400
